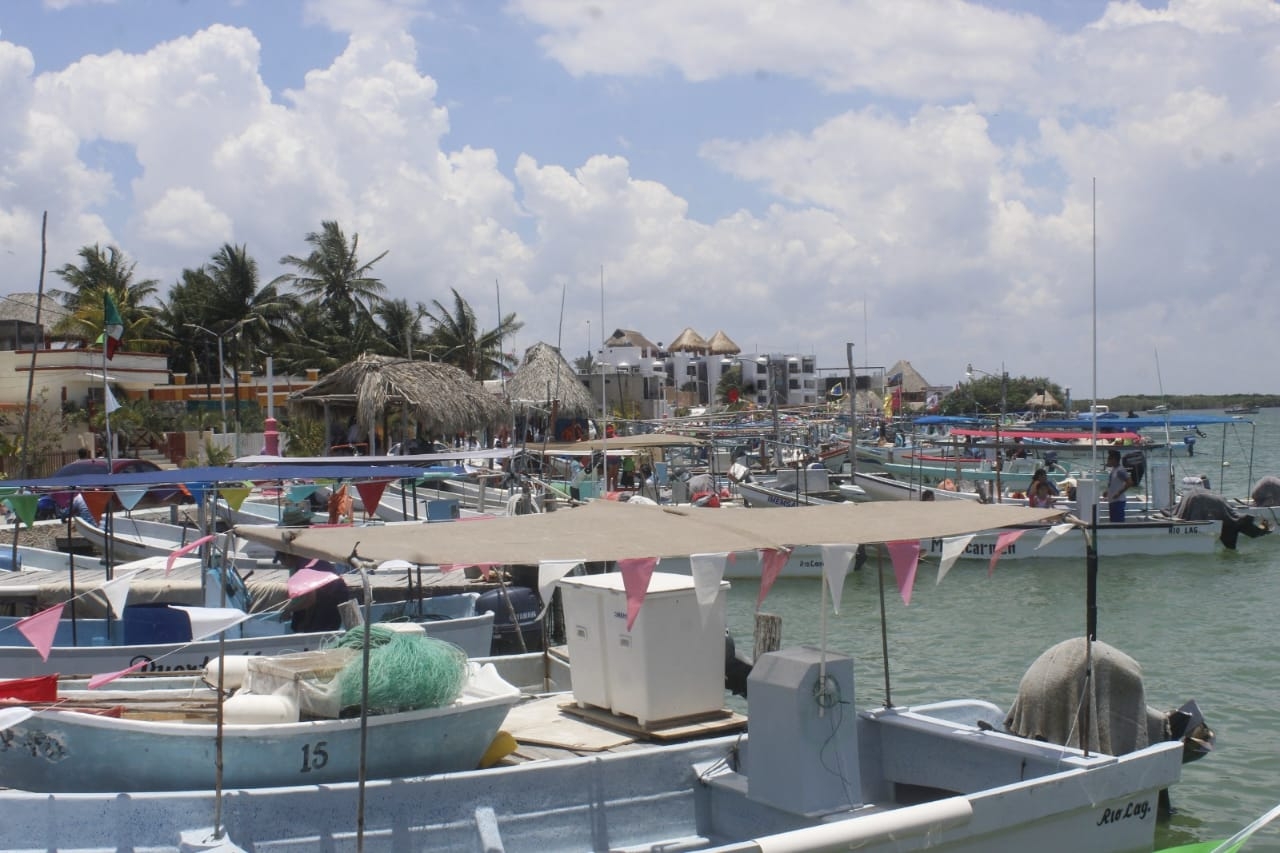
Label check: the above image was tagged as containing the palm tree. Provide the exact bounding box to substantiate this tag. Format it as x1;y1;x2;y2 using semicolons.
272;221;387;361
374;298;429;359
51;244;161;352
205;243;298;375
423;288;523;380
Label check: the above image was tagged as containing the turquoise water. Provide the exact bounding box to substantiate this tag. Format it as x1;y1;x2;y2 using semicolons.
722;410;1280;851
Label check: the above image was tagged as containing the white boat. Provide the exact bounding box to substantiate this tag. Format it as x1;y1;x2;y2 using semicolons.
844;470;981;502
0;500;1210;853
73;515;274;568
0;648;522;793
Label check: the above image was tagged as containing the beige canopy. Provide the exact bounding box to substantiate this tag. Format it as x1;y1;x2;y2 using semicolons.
237;500;1064;567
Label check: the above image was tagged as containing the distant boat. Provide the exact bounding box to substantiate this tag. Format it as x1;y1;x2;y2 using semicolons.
1225;404;1259;415
1146;404;1170;414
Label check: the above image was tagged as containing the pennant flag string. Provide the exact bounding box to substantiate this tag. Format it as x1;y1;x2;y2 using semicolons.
618;556;659;631
936;534;976;585
885;540;922;606
988;530;1027;576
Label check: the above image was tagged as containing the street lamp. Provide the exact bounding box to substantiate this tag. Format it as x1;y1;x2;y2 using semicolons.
966;362;1008;502
185;319;247;444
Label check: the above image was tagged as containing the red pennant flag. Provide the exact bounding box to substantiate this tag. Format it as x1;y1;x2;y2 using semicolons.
886;540;922;605
17;603;65;661
81;490;113;522
87;660;149;689
988;530;1027;576
166;533;216;575
757;547;792;609
354;480;390;516
617;556;658;631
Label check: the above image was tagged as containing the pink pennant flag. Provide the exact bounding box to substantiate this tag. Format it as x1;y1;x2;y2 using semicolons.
166;533;216;575
617;556;658;631
988;530;1027;576
886;540;922;605
16;603;65;662
87;660;149;689
756;547;792;609
287;567;343;598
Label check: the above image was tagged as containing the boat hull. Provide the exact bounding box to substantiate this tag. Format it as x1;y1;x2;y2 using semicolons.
0;663;520;793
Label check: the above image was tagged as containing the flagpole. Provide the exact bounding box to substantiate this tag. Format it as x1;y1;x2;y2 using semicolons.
102;296;117;583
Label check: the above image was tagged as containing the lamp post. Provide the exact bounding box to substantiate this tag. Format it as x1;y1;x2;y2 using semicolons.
186;319;247;447
966;362;1008;502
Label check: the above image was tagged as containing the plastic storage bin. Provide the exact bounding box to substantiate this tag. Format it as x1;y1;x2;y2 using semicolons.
559;571;729;726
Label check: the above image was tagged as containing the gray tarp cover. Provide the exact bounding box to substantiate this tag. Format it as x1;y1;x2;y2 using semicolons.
1005;637;1167;755
236;500;1064;567
1251;476;1280;506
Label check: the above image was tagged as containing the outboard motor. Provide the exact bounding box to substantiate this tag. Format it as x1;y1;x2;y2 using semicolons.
724;632;753;697
1174;490;1271;548
476;586;544;654
1004;638;1214;813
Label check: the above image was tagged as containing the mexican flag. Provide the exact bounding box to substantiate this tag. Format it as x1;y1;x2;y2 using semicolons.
103;294;124;359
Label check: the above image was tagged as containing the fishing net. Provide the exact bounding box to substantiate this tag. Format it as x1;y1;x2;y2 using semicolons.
336;632;469;714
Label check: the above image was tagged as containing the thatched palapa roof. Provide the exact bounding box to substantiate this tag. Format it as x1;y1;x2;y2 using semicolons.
1025;391;1060;409
706;330;740;355
668;327;708;353
506;342;597;418
604;329;658;350
0;293;69;326
289;354;510;436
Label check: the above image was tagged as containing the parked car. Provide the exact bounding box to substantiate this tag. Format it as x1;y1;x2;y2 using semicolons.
41;458;188;516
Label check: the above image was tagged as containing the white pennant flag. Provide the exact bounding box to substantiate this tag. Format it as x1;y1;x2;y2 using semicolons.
689;553;728;616
537;559;584;619
100;570;141;619
171;605;252;641
0;707;34;732
936;534;976;585
819;544;859;614
1036;522;1077;550
104;384;122;414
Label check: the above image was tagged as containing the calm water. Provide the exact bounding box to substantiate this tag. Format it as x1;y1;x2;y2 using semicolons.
722;410;1280;851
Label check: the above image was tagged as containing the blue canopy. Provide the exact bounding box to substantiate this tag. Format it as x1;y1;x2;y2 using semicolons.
2;463;429;492
1034;414;1250;431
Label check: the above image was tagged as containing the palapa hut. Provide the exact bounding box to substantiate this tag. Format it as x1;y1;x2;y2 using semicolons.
1025;390;1060;412
706;330;740;356
289;353;510;454
506;342;598;439
667;327;709;355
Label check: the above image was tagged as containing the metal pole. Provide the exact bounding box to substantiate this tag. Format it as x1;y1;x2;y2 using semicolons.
846;343;856;474
770;356;781;468
216;334;227;437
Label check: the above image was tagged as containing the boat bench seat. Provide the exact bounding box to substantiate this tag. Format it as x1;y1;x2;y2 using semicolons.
866;706;1109;795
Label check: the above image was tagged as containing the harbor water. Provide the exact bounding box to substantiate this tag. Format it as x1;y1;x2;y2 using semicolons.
722;409;1280;851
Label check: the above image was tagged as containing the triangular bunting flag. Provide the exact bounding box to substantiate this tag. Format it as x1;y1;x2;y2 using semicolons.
81;490;113;523
689;553;728;611
184;481;209;506
3;494;38;528
1036;522;1077;550
354;480;390;516
617;556;658;631
537;559;583;616
287;567;343;598
100;570;141;618
0;707;35;732
886;540;922;605
104;383;122;414
114;487;146;511
17;603;65;661
87;660;149;689
757;547;792;609
166;533;216;575
937;534;976;585
287;484;318;503
819;544;859;614
170;605;251;641
988;530;1027;576
219;485;252;511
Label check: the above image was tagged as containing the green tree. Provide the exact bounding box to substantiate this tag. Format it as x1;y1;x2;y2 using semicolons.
51;244;161;352
373;298;430;359
423;287;523;380
272;221;387;362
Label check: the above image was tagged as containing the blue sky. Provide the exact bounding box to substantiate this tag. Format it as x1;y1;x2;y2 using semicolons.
3;0;1278;396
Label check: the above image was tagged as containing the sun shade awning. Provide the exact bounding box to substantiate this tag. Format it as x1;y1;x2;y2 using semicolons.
236;501;1066;566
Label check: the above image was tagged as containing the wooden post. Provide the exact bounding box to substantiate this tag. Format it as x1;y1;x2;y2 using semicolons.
753;612;782;661
337;599;364;630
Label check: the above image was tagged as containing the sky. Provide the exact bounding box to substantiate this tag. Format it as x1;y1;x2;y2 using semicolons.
2;0;1278;398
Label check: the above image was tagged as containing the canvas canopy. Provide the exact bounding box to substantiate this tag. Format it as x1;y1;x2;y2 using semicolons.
236;500;1064;567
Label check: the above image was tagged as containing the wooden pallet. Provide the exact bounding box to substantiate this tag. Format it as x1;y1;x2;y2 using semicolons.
559;702;746;742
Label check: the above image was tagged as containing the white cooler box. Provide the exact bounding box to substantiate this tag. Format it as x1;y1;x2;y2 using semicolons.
559;571;729;726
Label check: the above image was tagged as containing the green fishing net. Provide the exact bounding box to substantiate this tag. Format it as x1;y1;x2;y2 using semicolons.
334;629;469;714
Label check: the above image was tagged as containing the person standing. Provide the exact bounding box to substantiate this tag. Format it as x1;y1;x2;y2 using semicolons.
1103;449;1132;522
